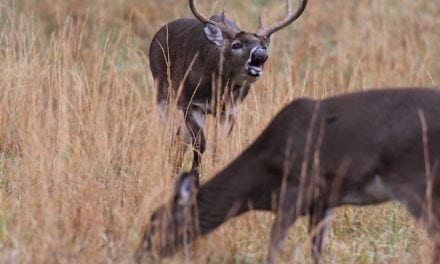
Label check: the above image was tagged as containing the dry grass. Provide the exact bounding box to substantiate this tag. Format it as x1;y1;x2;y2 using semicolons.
0;0;439;263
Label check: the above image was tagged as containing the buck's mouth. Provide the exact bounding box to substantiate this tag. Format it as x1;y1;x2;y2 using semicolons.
246;63;264;77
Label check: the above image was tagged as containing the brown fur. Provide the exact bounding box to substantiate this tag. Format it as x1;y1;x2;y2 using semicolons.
138;88;440;264
150;15;272;174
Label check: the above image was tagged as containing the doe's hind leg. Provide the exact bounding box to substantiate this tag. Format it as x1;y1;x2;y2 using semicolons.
390;180;440;264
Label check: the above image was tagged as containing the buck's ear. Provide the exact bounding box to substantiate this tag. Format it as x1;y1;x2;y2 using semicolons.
204;24;224;46
175;171;199;205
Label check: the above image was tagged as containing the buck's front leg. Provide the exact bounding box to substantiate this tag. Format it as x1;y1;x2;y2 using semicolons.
156;99;190;176
220;103;240;136
184;108;206;176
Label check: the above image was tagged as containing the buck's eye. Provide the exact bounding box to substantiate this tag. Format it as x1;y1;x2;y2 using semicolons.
232;42;242;50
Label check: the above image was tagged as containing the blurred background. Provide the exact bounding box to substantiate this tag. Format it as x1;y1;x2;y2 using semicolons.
0;0;439;263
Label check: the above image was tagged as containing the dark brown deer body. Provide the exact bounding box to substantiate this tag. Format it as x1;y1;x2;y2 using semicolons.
150;0;307;173
137;88;440;263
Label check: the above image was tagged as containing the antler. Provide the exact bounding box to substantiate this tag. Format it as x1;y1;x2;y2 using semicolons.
257;0;308;37
189;0;238;39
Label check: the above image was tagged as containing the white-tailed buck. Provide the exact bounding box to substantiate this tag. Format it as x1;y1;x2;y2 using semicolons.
150;0;307;174
137;88;440;263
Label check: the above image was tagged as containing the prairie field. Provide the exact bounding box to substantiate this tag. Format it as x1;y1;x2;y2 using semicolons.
0;0;439;263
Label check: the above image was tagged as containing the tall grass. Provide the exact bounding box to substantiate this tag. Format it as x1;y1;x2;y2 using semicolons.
0;0;438;263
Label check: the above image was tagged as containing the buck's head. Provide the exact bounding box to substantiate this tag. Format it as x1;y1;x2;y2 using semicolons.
190;0;307;83
136;171;199;260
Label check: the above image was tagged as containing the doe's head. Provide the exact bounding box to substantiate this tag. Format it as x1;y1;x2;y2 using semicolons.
136;171;199;261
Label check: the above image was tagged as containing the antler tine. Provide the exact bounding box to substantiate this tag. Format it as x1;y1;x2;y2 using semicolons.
257;0;308;37
287;0;292;14
188;0;237;38
258;15;264;32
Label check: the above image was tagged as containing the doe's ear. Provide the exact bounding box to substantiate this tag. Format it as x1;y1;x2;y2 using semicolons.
204;24;224;47
175;171;199;205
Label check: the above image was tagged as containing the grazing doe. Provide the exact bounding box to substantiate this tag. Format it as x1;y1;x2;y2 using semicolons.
150;0;307;174
136;88;440;263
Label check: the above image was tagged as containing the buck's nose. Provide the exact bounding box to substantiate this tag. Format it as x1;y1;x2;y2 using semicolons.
250;47;268;66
